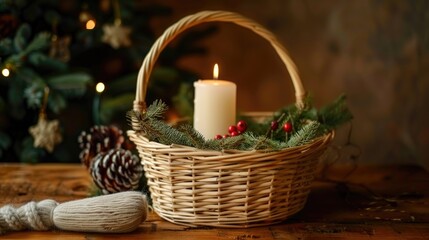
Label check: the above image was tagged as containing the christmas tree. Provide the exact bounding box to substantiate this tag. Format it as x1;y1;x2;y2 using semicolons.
0;0;214;162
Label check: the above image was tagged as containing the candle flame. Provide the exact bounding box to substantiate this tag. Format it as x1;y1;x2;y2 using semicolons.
213;63;219;80
96;82;105;93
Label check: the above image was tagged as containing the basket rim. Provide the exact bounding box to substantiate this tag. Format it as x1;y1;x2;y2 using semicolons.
127;129;334;156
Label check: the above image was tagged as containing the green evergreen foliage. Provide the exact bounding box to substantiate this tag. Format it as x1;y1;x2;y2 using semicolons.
129;97;352;151
318;94;353;130
176;124;206;149
286;121;321;147
127;101;190;146
0;0;214;162
0;15;93;161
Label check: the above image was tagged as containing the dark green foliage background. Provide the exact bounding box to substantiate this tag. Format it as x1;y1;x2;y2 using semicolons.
0;0;214;162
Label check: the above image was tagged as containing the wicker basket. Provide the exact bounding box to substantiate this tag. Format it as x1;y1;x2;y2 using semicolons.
128;10;334;228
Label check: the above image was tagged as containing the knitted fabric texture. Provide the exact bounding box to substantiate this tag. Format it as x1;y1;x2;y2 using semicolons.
0;199;57;234
0;191;148;235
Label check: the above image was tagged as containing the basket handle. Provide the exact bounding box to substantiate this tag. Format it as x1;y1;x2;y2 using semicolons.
133;10;306;112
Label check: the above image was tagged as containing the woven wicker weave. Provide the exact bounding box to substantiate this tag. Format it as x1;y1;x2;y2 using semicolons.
128;10;334;228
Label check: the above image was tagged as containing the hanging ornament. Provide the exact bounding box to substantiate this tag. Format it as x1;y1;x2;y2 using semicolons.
101;0;131;49
49;21;71;62
49;35;71;62
90;148;143;194
78;125;125;169
101;23;131;49
29;87;62;153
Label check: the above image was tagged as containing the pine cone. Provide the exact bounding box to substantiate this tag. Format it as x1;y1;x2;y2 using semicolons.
78;125;125;169
90;148;143;194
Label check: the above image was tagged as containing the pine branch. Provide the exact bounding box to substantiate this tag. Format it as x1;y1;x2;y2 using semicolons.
127;101;190;146
319;94;353;129
287;121;321;147
13;24;31;52
126;110;146;132
241;132;265;150
0;38;13;56
126;111;162;141
219;135;245;150
149;120;190;146
126;100;169;134
177;124;206;149
128;96;351;152
203;139;223;151
47;73;92;97
24;32;51;54
28;52;67;71
145;99;168;120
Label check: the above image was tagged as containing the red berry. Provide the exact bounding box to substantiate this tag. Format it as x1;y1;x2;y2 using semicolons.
228;125;237;134
236;120;247;132
283;122;293;133
214;134;223;140
271;121;279;131
230;131;239;137
223;134;230;138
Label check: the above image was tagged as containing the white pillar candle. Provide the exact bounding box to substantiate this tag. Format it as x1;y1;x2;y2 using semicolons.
194;64;236;139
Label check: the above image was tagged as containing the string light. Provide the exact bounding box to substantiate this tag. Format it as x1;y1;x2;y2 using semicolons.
86;20;96;30
93;82;105;125
96;82;105;93
79;4;96;30
2;68;10;77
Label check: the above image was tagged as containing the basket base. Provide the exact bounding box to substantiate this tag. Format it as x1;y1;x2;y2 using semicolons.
128;130;334;228
153;199;308;228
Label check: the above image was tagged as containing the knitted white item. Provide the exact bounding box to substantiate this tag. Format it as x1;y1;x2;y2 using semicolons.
0;191;148;235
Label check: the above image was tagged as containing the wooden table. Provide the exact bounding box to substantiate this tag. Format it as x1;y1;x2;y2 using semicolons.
0;163;428;239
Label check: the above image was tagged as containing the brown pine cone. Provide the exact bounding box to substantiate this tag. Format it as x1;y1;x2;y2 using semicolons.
90;148;143;194
78;125;125;169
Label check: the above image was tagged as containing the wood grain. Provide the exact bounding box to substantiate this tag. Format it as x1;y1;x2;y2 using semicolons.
1;163;429;239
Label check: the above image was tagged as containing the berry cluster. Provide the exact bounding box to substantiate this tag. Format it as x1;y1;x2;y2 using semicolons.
214;118;293;140
270;120;293;133
215;120;248;139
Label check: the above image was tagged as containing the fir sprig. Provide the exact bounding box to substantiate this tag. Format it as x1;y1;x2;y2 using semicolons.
177;124;206;149
241;132;284;151
128;96;352;151
318;94;353;130
145;99;168;120
127;108;190;146
286;121;321;147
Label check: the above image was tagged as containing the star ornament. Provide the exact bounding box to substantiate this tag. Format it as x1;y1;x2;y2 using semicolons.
101;23;132;49
29;118;62;153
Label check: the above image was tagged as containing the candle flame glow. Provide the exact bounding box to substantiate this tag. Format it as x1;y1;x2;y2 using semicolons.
96;82;105;93
213;63;219;80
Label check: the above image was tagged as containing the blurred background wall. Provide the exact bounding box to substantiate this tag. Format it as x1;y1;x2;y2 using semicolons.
1;0;428;169
142;0;429;168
